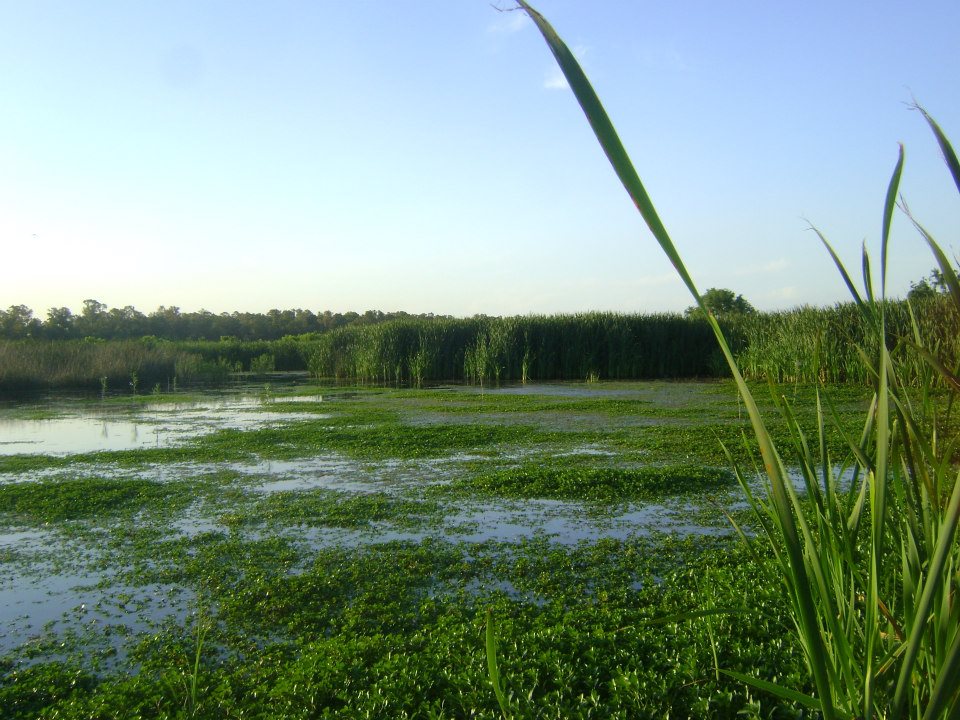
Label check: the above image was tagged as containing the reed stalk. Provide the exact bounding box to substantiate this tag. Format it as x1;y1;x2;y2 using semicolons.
511;2;960;716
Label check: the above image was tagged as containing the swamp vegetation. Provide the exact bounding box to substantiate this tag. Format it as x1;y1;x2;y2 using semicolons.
0;379;914;718
1;3;957;718
1;295;957;394
510;1;960;717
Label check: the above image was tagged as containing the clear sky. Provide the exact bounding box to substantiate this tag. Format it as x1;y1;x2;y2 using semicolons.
2;1;958;318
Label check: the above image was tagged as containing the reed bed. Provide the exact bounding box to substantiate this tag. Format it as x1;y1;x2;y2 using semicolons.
0;340;205;393
3;301;955;392
303;304;956;388
304;312;726;386
737;295;960;384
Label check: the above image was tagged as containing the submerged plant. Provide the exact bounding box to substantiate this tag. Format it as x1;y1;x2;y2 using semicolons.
509;1;960;717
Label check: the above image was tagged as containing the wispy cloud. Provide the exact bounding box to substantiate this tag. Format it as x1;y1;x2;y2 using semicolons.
544;44;589;90
544;66;569;90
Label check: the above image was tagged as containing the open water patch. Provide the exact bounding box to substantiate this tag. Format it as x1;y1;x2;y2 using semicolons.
0;395;328;456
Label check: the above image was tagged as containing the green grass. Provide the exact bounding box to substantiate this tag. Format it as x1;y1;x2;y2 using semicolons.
0;536;810;719
450;464;734;502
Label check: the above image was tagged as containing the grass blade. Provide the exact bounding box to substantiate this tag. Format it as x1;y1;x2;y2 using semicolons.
881;144;905;298
517;3;840;714
810;225;872;324
915;103;960;195
720;670;849;717
486;608;512;719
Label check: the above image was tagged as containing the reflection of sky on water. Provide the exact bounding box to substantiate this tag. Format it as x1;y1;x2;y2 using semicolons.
0;396;327;456
0;382;747;664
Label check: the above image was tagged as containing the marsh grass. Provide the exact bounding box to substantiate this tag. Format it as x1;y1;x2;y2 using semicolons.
301;306;958;388
453;464;734;502
306;312;728;386
512;2;960;717
0;340;198;393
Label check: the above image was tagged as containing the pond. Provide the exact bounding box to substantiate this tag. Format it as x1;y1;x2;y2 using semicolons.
0;379;796;674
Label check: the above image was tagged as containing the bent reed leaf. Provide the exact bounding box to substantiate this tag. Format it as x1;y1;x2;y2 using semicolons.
515;3;960;718
517;1;838;715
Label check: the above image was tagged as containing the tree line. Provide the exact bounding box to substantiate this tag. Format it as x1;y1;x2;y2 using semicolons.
0;300;452;342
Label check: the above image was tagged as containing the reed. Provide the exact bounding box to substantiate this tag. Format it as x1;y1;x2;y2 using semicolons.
0;340;203;393
738;296;959;384
509;2;960;717
305;312;727;385
303;305;956;388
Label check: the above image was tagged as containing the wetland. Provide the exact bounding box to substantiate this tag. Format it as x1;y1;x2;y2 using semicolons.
0;377;878;717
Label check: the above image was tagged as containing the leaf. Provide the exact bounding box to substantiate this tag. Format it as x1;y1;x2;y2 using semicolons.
720;670;851;718
486;608;512;719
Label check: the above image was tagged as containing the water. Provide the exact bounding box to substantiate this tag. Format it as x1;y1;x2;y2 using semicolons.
0;395;327;456
0;381;743;662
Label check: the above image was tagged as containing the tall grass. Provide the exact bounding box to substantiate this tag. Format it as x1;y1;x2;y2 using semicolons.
304;312;726;386
4;303;955;392
0;340;205;393
302;305;956;388
508;2;960;717
738;295;960;384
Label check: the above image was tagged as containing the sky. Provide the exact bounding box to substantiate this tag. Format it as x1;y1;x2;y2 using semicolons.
2;1;958;319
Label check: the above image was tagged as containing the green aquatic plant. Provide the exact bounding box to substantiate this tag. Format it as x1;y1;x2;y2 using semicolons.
513;1;960;717
161;600;212;718
453;464;733;502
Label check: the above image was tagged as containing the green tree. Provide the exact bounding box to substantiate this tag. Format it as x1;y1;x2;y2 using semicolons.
44;306;75;339
0;305;40;338
909;260;959;300
685;288;755;317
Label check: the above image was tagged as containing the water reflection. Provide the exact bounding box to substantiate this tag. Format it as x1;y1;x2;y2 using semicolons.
0;396;328;456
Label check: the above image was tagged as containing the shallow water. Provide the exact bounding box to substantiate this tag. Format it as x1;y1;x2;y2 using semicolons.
0;380;745;662
0;395;327;456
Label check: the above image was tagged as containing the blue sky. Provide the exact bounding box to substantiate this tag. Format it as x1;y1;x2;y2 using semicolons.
2;1;958;317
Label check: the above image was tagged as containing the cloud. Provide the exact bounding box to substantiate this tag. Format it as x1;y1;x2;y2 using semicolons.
544;44;589;90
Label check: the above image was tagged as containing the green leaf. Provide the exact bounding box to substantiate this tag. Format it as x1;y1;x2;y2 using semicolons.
880;144;904;298
486;608;512;719
916;103;960;195
720;670;850;717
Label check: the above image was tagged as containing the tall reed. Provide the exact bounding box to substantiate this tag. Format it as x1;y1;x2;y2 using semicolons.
0;340;203;393
506;2;960;717
305;312;729;385
302;306;956;388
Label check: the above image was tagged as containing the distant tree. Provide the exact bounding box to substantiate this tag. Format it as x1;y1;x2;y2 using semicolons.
685;288;755;318
0;305;41;338
44;306;75;339
908;277;939;302
75;299;108;337
909;261;958;301
108;305;147;338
